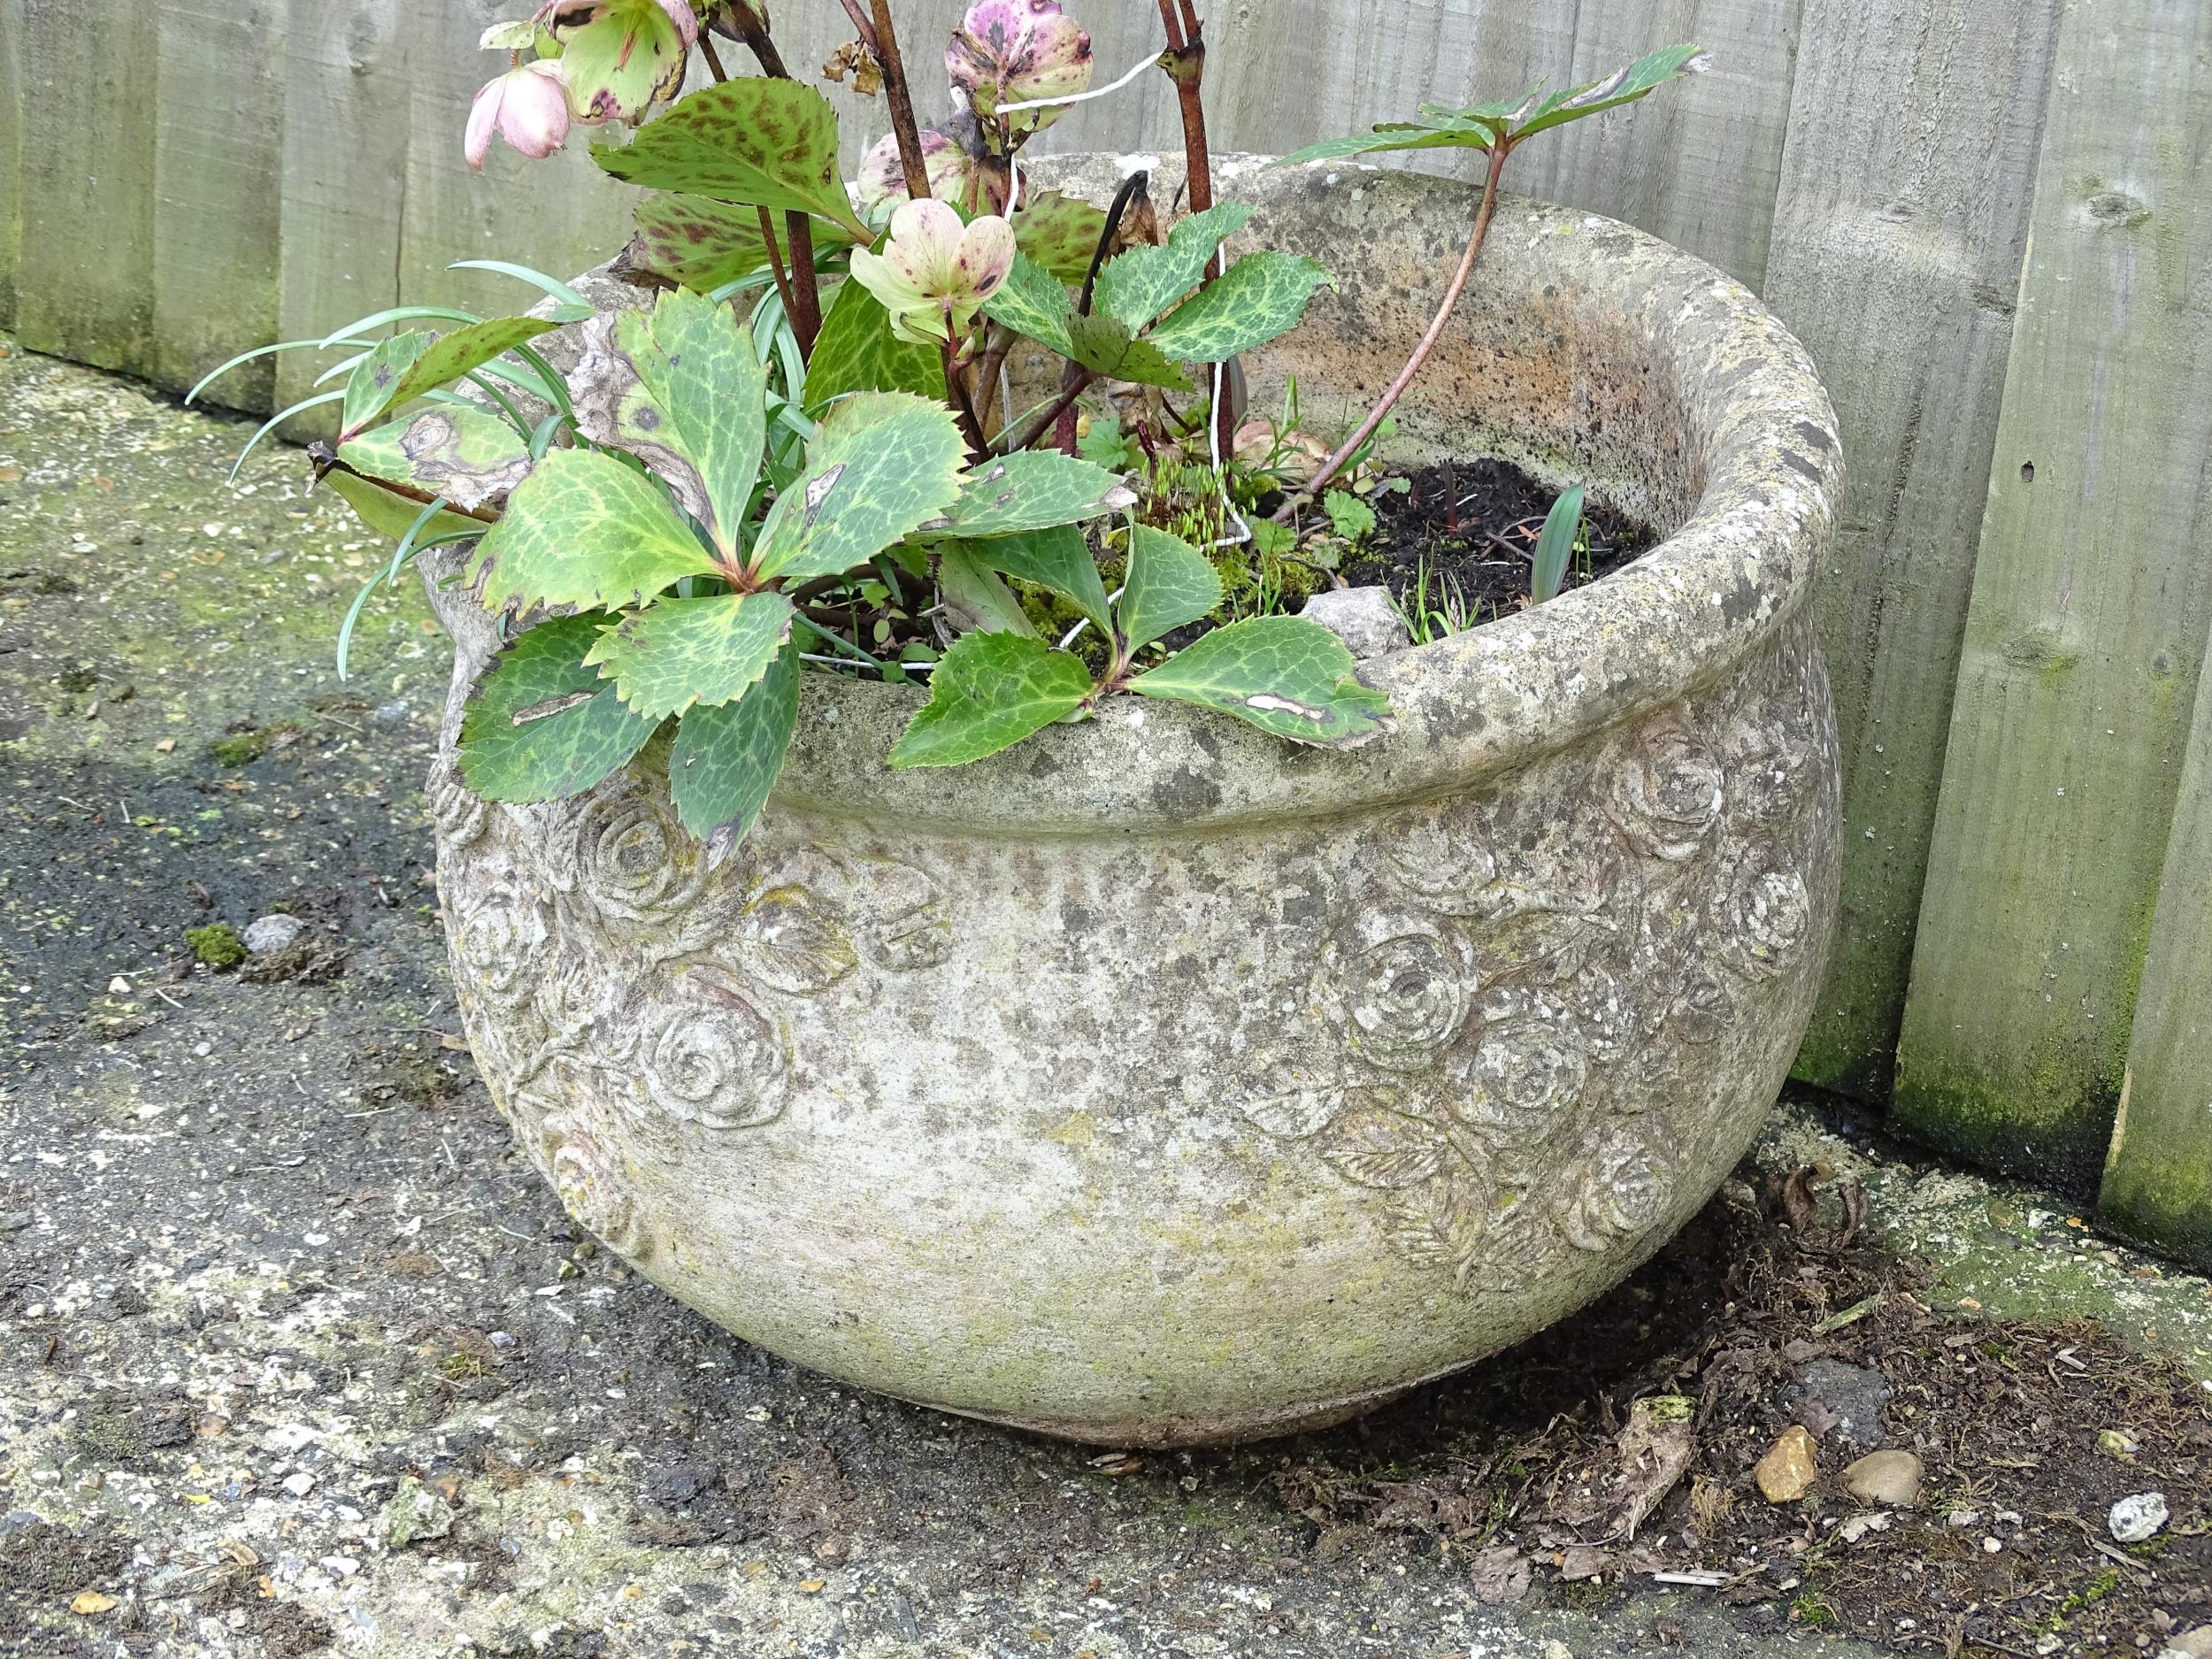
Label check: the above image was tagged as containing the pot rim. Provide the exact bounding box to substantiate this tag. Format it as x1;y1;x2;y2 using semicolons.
435;162;1841;838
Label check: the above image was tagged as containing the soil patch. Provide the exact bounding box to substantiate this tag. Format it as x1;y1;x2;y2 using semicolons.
1273;1164;2212;1655
1347;457;1653;627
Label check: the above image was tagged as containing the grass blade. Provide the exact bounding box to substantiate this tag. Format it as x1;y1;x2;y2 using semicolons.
1531;484;1586;605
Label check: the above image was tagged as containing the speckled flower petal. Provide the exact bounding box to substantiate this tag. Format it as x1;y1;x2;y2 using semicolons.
946;0;1092;133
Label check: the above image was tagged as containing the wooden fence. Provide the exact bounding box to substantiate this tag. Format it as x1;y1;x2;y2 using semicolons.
4;0;2208;1262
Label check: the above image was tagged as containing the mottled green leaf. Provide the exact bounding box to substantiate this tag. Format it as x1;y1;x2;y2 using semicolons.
338;404;533;511
979;250;1076;354
321;467;488;545
937;543;1039;638
964;524;1111;634
471;447;710;614
341;333;431;438
582;589;795;720
591;79;865;237
1012;189;1110;283
1271;126;1494;166
888;631;1094;768
670;641;800;854
1147;252;1334;364
457;613;657;801
1093;202;1253;333
1066;312;1194;392
1507;44;1708;141
385;316;560;412
802;277;946;408
632;191;859;292
613;288;767;557
933;451;1133;538
750;392;966;584
555;0;688;124
1129;615;1395;749
1116;526;1221;654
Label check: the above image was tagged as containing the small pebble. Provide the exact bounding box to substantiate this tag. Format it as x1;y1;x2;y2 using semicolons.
280;1471;315;1497
1842;1449;1923;1507
2110;1491;2170;1544
242;914;306;955
1753;1426;1818;1503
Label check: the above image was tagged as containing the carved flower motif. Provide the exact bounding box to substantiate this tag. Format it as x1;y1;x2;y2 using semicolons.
852;858;954;972
637;972;789;1132
455;886;548;1010
1449;1019;1589;1162
1723;718;1817;827
1721;861;1811;979
426;758;488;849
546;1122;653;1260
1606;725;1724;861
1669;971;1737;1044
574;794;705;924
1559;1131;1671;1253
1322;913;1473;1072
737;881;860;995
1386;815;1502;915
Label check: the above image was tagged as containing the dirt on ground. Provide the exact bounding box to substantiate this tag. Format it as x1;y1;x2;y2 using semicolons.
4;335;2212;1659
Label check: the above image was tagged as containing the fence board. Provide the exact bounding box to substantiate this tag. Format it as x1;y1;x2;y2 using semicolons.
15;0;157;373
0;0;24;332
1764;0;2062;1101
151;0;288;403
270;0;410;430
1893;0;2212;1191
2101;662;2212;1268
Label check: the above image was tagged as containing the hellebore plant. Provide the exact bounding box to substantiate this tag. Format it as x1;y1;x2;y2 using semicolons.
196;0;1702;861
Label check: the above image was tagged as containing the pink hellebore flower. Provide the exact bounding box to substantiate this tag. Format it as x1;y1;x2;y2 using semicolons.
856;127;979;215
465;60;572;168
849;199;1018;347
947;0;1093;134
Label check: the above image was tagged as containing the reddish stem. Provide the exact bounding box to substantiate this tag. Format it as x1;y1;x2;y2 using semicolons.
1277;138;1512;519
870;0;933;201
717;4;822;353
998;373;1096;456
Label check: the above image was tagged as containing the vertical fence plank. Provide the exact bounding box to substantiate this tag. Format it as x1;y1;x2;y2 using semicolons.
396;0;641;324
0;0;24;332
16;0;158;373
151;0;288;402
1764;0;2062;1101
1893;0;2212;1191
2101;663;2212;1267
272;0;408;430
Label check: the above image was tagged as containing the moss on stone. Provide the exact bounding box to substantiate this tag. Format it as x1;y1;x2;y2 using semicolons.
185;921;247;969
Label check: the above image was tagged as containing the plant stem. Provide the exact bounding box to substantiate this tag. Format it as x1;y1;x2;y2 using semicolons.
998;373;1095;455
834;0;881;56
757;205;799;325
1154;1;1234;465
870;0;933;201
715;4;823;354
942;342;991;461
1277;137;1512;519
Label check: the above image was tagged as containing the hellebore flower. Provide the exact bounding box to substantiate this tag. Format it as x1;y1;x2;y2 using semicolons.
549;0;693;124
856;127;979;215
947;0;1093;135
465;61;572;167
849;199;1018;346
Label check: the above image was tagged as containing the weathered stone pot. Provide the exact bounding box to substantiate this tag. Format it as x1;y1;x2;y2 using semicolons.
424;157;1843;1447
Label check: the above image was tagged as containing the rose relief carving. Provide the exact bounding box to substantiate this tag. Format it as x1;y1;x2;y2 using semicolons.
1235;674;1825;1296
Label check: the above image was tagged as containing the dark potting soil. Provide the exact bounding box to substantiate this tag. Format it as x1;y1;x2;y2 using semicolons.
1345;457;1655;629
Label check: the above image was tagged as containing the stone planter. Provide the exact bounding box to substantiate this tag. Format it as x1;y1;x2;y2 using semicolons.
424;157;1843;1448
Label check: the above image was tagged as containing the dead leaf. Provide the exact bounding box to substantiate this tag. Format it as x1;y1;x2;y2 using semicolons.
1468;1543;1530;1606
1606;1394;1697;1540
69;1591;119;1616
1778;1164;1823;1232
1558;1543;1614;1581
